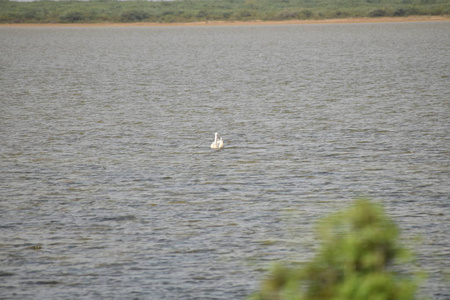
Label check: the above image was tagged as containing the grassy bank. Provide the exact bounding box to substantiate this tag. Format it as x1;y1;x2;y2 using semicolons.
1;0;449;24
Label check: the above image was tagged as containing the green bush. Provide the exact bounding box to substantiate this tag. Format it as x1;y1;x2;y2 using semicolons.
275;10;301;20
249;199;420;300
369;8;387;17
120;10;149;22
300;9;313;19
60;11;85;23
394;8;408;16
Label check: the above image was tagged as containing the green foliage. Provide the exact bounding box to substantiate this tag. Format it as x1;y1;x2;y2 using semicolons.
60;11;85;23
394;8;408;16
120;10;149;22
369;8;387;17
249;199;420;300
0;0;449;24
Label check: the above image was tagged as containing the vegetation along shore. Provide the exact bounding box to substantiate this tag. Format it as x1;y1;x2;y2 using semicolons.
1;0;449;25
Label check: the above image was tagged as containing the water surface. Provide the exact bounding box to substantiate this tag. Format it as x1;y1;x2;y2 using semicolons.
1;22;449;299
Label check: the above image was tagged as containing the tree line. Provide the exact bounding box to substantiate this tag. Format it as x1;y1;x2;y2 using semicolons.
0;0;449;24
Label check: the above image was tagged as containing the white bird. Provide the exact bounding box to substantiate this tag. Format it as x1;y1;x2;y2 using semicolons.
210;132;224;150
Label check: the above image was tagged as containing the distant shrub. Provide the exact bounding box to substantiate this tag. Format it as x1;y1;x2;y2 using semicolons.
120;10;149;22
60;11;85;23
239;10;253;18
394;8;408;16
300;9;313;19
275;10;300;20
369;8;387;17
420;0;436;4
222;11;232;19
196;10;209;19
333;10;350;18
249;199;420;300
407;7;420;15
273;9;312;20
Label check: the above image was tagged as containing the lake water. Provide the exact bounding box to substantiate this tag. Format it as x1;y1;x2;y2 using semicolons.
1;22;449;299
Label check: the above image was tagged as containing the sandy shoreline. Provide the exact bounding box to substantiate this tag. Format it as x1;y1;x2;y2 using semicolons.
0;16;448;28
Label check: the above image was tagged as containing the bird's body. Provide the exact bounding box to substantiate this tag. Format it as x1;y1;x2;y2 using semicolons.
211;132;224;150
